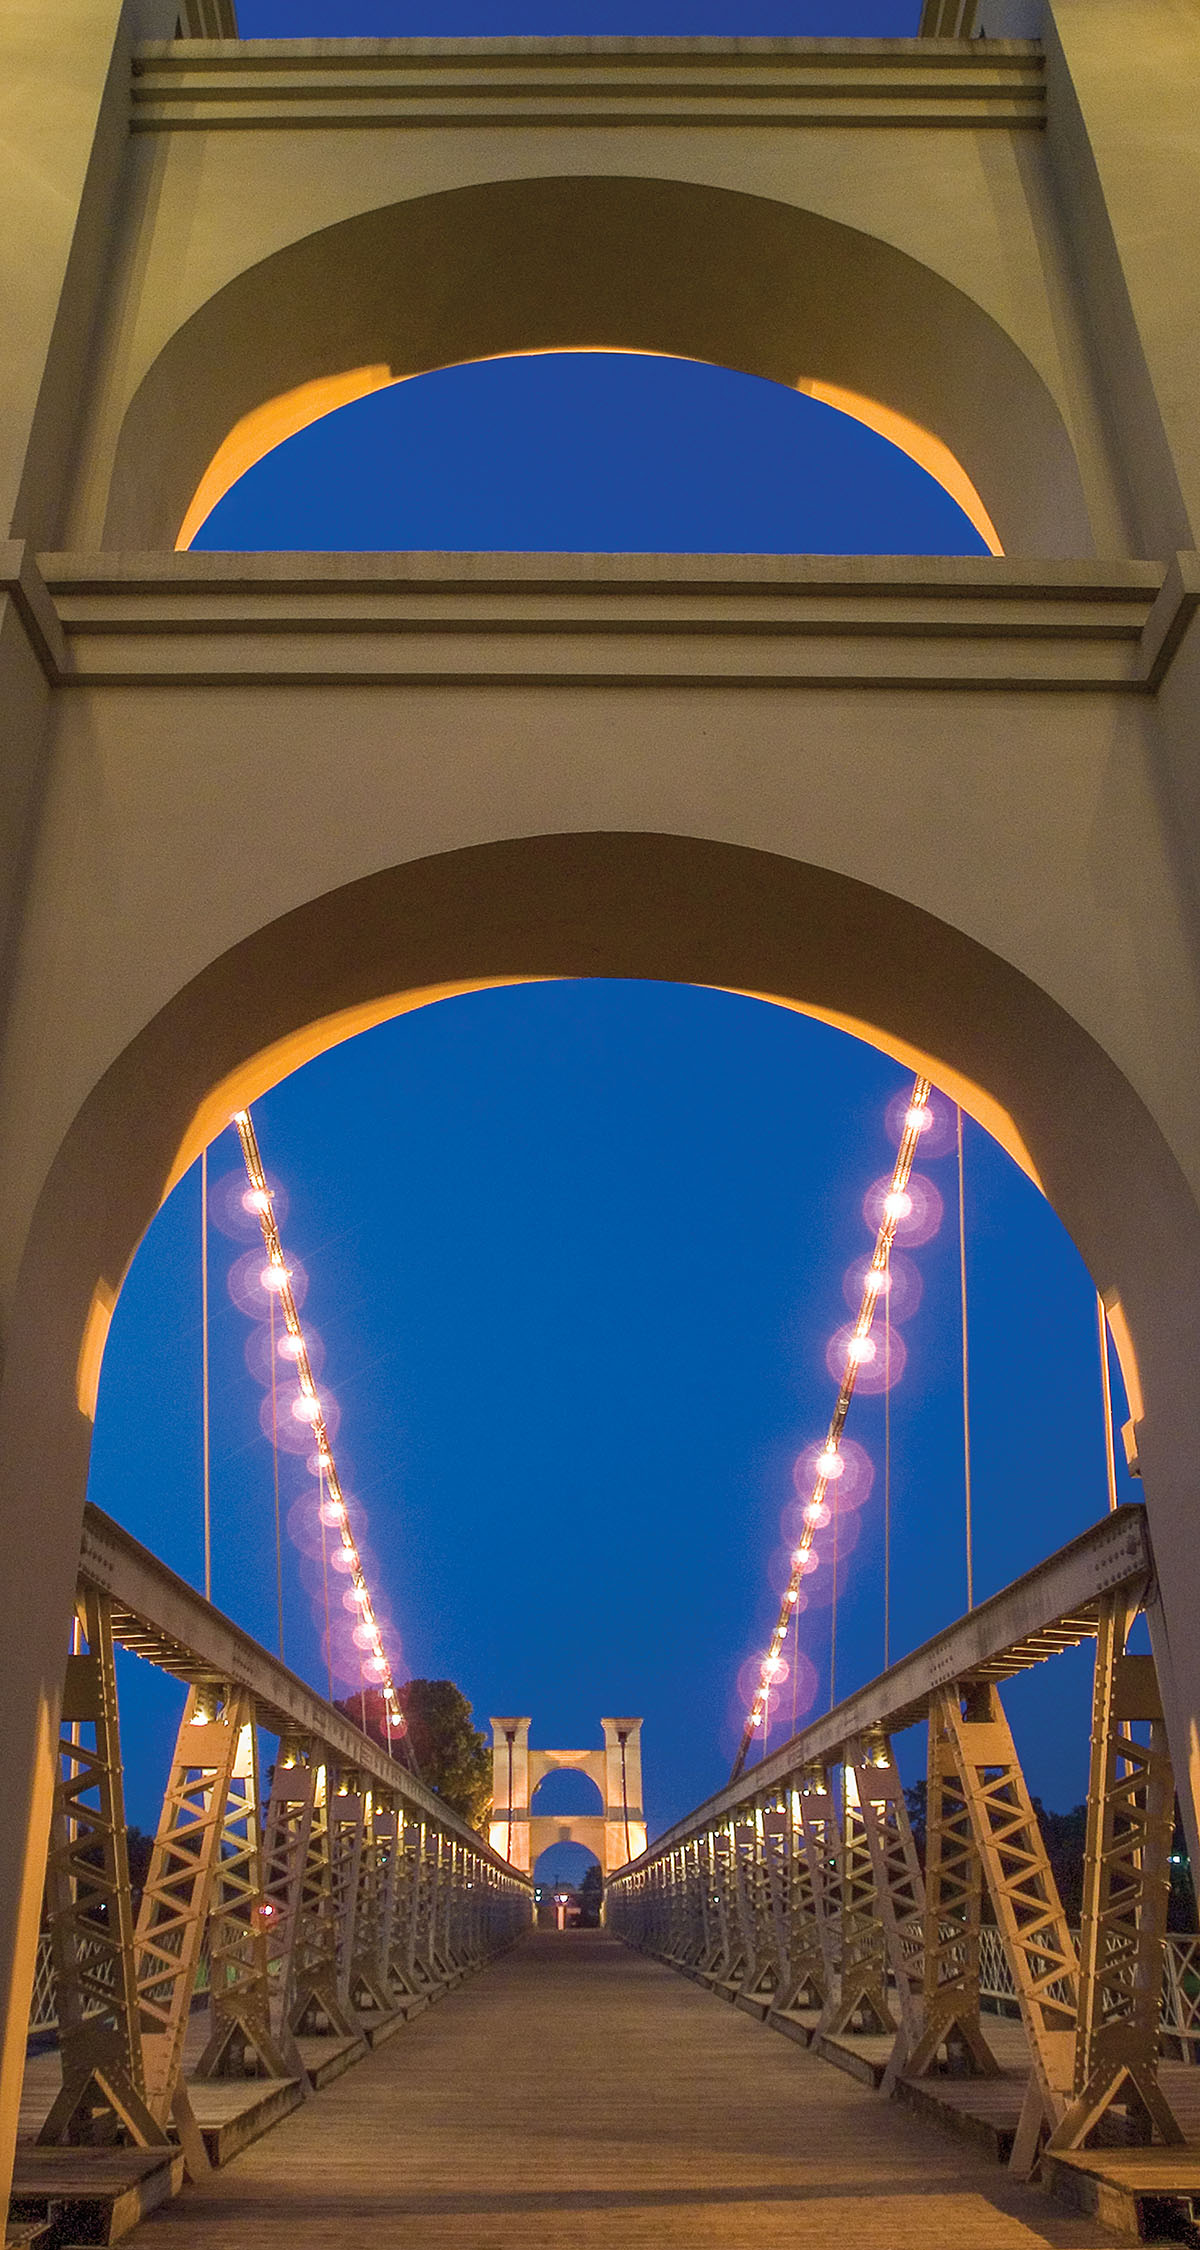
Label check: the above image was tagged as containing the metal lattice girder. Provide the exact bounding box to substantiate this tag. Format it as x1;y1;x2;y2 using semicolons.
797;1770;842;2006
385;1819;418;1995
327;1779;365;2008
745;1807;784;2001
259;1741;316;2066
732;1818;772;2001
712;1823;747;1987
906;1697;999;2082
408;1819;441;1991
288;1764;359;2039
135;1684;261;2176
699;1828;731;1981
819;1764;895;2039
348;1795;399;2017
685;1836;709;1965
940;1680;1078;2170
758;1802;793;2001
1049;1593;1184;2152
38;1589;168;2153
768;1777;833;2015
844;1738;926;2065
696;1833;722;1975
193;1712;295;2084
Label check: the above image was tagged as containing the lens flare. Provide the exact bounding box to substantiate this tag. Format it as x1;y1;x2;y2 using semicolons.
885;1084;957;1158
864;1170;944;1246
826;1323;906;1393
208;1168;289;1242
844;1250;923;1324
228;1245;308;1319
793;1436;875;1511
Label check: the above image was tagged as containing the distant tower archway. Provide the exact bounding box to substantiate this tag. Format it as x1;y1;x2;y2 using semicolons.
490;1718;647;1876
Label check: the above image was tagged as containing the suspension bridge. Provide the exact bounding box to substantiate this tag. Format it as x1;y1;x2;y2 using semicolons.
5;0;1200;2243
13;1060;1200;2250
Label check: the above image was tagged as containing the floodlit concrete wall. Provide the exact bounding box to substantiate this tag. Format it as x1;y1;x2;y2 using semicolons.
1;0;1200;2201
489;1718;644;1874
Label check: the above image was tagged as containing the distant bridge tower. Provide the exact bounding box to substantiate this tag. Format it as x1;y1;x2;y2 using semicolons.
489;1717;647;1876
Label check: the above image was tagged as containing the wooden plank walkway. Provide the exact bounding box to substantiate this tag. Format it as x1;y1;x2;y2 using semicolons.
120;1933;1123;2247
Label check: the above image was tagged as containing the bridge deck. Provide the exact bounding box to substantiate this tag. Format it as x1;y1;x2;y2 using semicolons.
124;1933;1119;2247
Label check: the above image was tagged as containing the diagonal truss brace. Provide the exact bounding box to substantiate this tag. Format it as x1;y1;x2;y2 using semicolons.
193;1709;297;2085
940;1681;1077;2174
818;1763;894;2040
905;1693;999;2083
1048;1591;1183;2153
38;1588;168;2152
844;1737;926;2083
135;1684;259;2175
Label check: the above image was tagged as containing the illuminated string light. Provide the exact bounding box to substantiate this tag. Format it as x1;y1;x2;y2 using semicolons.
232;1108;407;1742
730;1073;933;1781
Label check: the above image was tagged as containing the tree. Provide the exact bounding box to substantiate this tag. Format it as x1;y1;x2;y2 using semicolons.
577;1863;604;1927
335;1679;492;1832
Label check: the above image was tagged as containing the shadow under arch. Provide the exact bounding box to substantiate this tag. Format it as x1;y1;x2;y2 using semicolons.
102;174;1092;560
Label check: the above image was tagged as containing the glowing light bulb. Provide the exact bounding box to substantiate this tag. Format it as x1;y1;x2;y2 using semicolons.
804;1500;830;1528
864;1267;891;1296
816;1446;844;1479
762;1656;782;1681
260;1264;289;1293
785;1587;799;1605
278;1332;303;1361
318;1498;343;1526
884;1190;912;1221
906;1103;932;1132
242;1186;272;1215
365;1656;387;1680
750;1711;763;1728
352;1622;376;1650
291;1394;320;1423
846;1334;876;1365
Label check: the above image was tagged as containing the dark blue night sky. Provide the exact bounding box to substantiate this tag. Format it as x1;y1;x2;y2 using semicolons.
94;5;1130;1877
238;2;922;33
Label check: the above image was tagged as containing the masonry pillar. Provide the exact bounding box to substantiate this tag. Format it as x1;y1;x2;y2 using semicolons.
489;1717;532;1875
602;1718;648;1870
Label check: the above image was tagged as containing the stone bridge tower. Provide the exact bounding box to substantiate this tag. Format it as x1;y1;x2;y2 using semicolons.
489;1718;647;1877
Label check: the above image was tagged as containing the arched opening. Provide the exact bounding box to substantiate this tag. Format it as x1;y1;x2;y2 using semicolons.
181;351;998;558
89;975;1129;1837
100;176;1092;556
533;1844;603;1927
530;1772;606;1817
5;833;1200;2100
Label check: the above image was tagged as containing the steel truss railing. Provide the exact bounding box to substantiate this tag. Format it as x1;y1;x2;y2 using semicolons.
608;1506;1191;2173
33;1504;529;2172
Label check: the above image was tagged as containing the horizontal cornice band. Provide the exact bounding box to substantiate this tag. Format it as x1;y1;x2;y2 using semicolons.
28;550;1191;692
130;37;1045;131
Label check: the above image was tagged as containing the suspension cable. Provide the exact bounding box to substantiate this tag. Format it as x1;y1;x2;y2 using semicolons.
1097;1293;1119;1513
957;1104;974;1611
201;1146;212;1603
829;1465;839;1711
233;1106;408;1748
268;1290;285;1662
884;1286;892;1671
731;1074;932;1781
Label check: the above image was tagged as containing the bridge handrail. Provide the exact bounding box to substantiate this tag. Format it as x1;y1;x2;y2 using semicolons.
609;1505;1150;1873
80;1501;526;1878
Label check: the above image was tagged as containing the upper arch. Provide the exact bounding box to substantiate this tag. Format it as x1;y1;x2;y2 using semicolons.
103;174;1092;559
